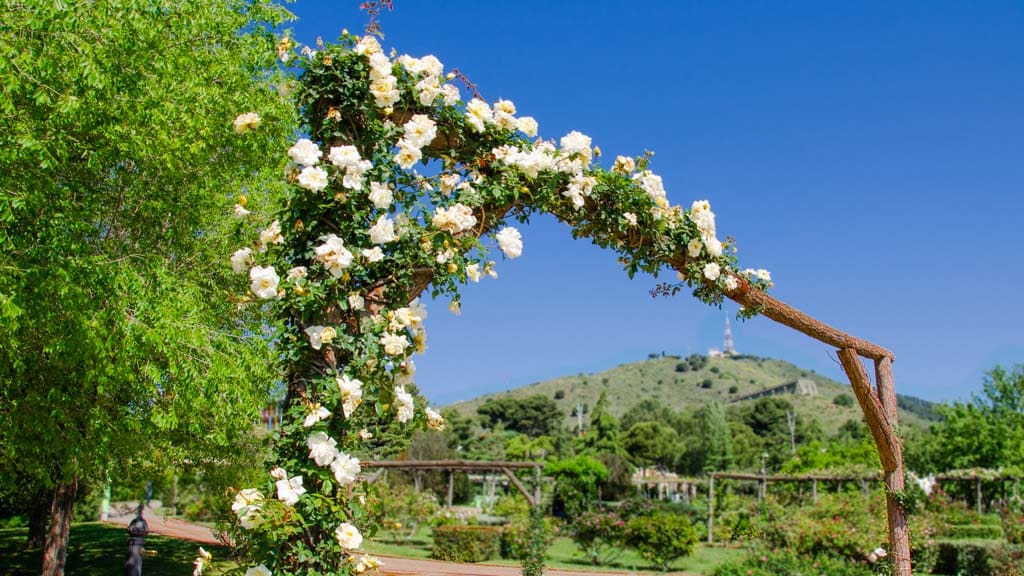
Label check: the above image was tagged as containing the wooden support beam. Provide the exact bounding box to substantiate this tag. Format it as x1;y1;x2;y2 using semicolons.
837;349;900;471
501;468;535;507
875;356;911;576
707;475;715;545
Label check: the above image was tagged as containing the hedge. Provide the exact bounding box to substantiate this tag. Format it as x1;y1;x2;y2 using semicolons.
431;525;502;563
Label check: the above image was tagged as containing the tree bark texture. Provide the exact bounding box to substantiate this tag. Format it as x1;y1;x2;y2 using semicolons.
838;351;911;576
25;486;52;550
41;478;77;576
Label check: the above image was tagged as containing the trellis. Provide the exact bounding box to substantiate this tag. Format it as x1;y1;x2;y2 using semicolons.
238;34;916;575
361;460;544;507
705;472;880;544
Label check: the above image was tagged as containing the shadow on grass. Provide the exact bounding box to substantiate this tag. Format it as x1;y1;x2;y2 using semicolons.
0;523;229;576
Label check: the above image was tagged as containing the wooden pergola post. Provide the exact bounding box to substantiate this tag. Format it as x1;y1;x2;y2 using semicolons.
707;474;716;545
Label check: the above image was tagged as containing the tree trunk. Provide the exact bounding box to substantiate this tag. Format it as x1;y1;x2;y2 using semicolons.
26;487;53;550
41;478;78;576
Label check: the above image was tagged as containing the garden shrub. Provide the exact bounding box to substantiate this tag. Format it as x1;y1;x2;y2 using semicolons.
624;511;698;571
712;550;873;576
500;510;556;561
570;509;627;565
431;525;502;562
991;543;1024;575
933;539;1003;576
1002;506;1024;545
755;493;887;561
949;522;1005;540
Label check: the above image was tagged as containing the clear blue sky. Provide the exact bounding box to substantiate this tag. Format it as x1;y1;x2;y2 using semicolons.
285;1;1024;406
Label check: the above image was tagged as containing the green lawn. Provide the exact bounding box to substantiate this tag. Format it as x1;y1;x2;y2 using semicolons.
0;523;233;576
365;526;746;574
0;522;745;575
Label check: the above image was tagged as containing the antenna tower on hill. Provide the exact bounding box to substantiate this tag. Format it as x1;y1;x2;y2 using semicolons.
723;313;737;356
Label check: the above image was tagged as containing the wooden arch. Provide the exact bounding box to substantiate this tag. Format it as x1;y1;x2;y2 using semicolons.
292;42;913;575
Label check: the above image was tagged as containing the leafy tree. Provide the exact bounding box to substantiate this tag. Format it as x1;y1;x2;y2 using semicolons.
623;421;679;470
545;455;607;517
924;365;1024;472
477;395;563;438
0;2;294;572
578;391;624;455
699;401;733;472
620;398;678;432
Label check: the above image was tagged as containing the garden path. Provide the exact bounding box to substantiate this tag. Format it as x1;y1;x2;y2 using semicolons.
102;507;697;576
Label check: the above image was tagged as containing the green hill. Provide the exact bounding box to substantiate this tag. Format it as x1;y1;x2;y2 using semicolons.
446;354;939;436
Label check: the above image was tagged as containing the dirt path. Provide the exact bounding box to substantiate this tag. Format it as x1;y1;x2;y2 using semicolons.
102;506;693;576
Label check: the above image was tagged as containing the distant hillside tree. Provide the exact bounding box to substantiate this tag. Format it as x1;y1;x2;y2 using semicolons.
924;365;1024;472
699;401;733;473
620;398;679;432
623;421;679;471
477;395;563;438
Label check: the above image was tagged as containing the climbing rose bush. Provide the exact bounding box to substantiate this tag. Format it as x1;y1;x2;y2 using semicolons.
223;30;770;575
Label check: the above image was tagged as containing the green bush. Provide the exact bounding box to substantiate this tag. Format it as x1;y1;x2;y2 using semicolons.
431;525;502;562
833;393;855;407
712;550;873;576
1002;507;1024;545
933;539;1003;576
755;493;887;561
499;513;556;561
625;511;698;571
949;523;1005;540
570;509;627;565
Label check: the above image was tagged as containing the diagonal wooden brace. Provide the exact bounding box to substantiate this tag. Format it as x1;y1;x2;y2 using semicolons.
837;348;901;472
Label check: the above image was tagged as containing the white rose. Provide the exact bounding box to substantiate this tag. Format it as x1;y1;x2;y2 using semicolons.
723;276;739;292
368;182;393;209
314;234;354;277
703;236;723;257
432;204;478;234
335;522;363;550
465;98;492;132
231;247;253;274
347;293;365;311
466;262;481;283
394;140;423;169
362;246;385;263
330;452;361;485
380;332;409;356
307;431;338;466
287;138;322;166
703;262;721;281
304;325;336;350
336;374;364;418
496;227;523;259
297;165;329;192
258;220;283;248
303;403;331;427
425;406;445;431
249;266;279;299
440;83;460;106
368;215;397;244
515;116;539;137
275;475;305;506
395;385;415;423
329;145;361;168
233;112;261;134
403;114;437;149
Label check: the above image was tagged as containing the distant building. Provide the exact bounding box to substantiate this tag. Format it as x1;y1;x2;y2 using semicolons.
730;378;819;404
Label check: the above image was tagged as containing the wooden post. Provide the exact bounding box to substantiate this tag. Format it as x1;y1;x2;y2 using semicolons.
976;477;983;514
812;478;818;504
446;471;454;507
833;354;909;575
533;465;541;507
707;475;715;545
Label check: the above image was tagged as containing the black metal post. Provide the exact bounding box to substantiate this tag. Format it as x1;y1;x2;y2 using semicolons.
124;503;148;576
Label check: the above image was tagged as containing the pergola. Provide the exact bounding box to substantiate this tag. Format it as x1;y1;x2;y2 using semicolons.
362;460;545;507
